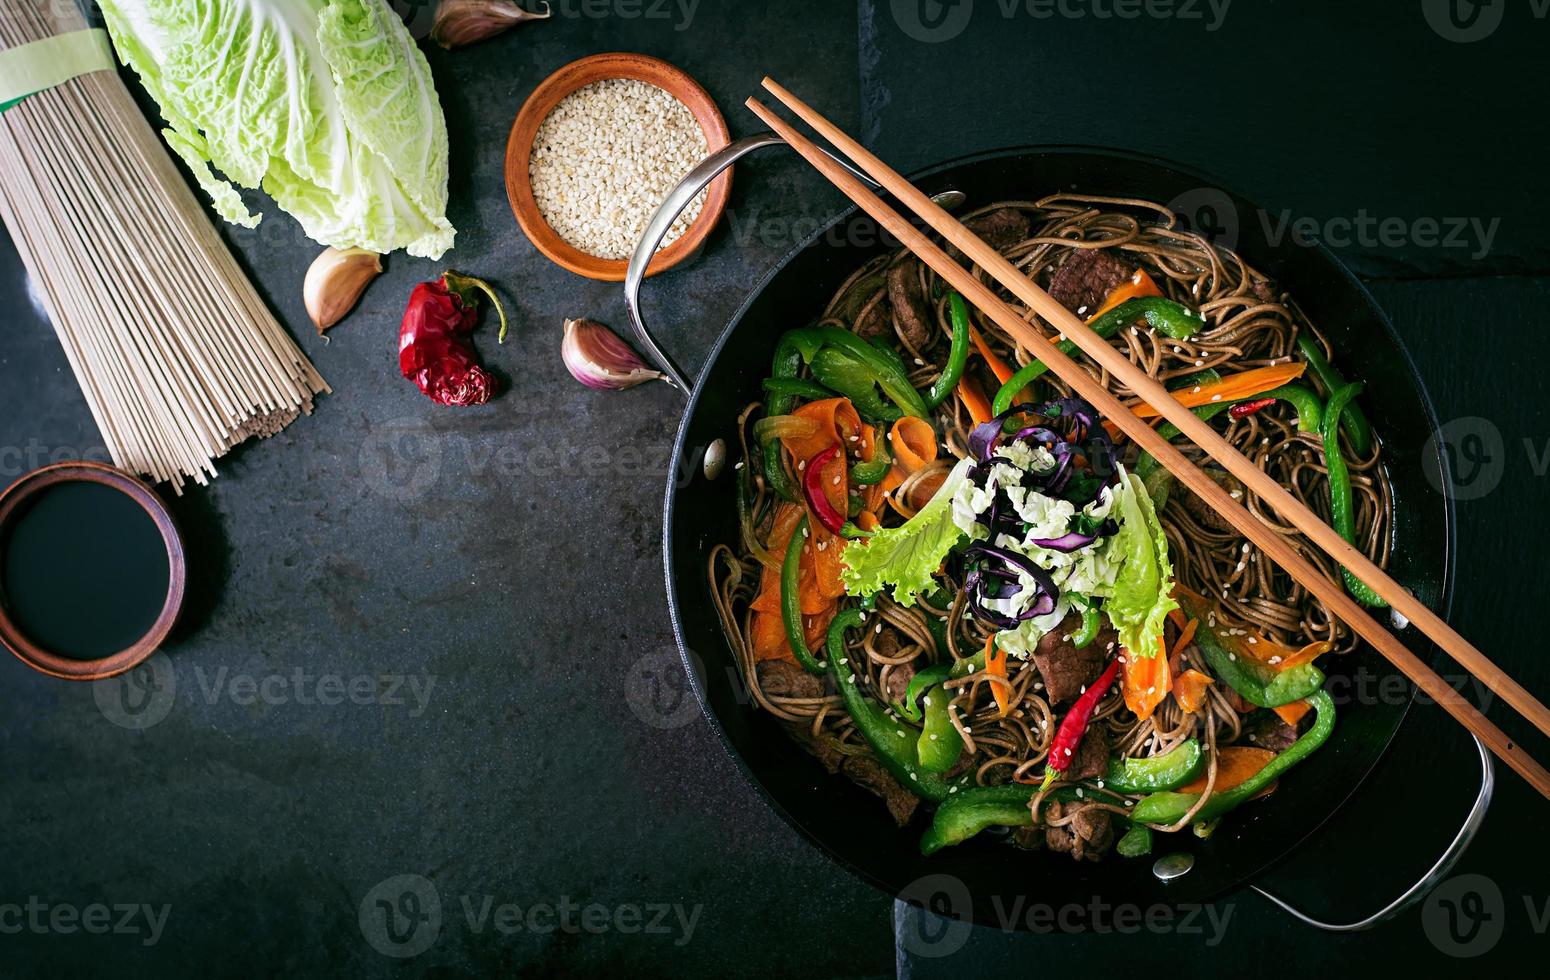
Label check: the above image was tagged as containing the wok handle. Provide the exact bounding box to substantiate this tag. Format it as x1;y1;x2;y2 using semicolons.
1251;733;1494;931
624;132;882;395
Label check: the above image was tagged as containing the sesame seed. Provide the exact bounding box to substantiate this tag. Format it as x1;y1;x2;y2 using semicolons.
529;78;709;259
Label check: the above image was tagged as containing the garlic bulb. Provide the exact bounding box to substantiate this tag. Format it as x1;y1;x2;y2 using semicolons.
303;246;381;333
431;0;551;49
562;318;665;391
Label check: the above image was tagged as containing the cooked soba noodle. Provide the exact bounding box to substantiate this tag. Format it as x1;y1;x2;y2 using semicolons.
710;195;1390;853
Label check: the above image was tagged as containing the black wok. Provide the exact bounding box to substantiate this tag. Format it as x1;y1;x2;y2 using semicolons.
650;146;1458;925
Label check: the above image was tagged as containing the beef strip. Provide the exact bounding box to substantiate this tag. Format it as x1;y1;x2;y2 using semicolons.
1176;471;1244;534
948;207;1031;261
841;755;921;826
756;661;845;774
1044;805;1114;862
1032;612;1116;706
1249;277;1280;304
1046;247;1134;316
1068;722;1111;781
844;274;892;340
1244;709;1303;752
886;257;933;352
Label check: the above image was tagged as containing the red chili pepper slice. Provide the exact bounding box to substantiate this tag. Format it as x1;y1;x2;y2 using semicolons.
1041;657;1122;790
1228;397;1277;420
802;445;847;534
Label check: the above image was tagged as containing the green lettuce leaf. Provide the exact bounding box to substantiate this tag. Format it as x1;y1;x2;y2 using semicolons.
840;458;974;607
99;0;455;258
1103;471;1179;657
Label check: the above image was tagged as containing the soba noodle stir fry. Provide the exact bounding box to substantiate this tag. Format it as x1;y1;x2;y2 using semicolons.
710;195;1389;860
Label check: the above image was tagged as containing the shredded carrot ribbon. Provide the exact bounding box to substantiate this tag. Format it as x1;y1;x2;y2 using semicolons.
1173;669;1215;715
1121;640;1173;721
1089;268;1163;320
1272;700;1313;727
956;371;993;425
984;635;1012;717
1178;745;1278;798
1127;363;1307;420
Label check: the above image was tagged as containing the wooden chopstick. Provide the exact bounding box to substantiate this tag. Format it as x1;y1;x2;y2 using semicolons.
745;86;1550;799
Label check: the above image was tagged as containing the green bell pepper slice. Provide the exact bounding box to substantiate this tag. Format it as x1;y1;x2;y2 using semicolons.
1131;690;1335;826
919;783;1105;855
1175;592;1325;708
1100;739;1204;793
825;610;970;802
780;517;826;674
925;292;972;409
991;297;1204;417
1323;382;1388;608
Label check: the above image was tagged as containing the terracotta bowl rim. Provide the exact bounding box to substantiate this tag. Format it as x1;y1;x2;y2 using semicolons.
504;51;733;282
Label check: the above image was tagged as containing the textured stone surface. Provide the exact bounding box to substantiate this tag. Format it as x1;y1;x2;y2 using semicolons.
0;3;891;976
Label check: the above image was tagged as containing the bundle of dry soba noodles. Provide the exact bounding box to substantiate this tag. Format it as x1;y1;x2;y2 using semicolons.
0;3;326;490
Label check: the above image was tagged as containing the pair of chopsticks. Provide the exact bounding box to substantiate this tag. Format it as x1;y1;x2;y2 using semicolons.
746;79;1550;800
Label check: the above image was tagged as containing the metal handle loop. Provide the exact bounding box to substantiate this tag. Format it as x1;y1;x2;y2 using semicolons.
1251;733;1494;931
623;131;882;395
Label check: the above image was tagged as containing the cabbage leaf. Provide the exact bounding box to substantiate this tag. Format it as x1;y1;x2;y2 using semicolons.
99;0;455;258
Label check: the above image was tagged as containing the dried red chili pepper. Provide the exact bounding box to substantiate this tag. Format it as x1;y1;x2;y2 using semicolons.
1040;657;1122;790
1228;397;1277;420
399;271;508;406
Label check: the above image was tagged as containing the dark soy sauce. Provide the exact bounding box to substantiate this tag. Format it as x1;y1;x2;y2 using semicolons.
1;482;169;660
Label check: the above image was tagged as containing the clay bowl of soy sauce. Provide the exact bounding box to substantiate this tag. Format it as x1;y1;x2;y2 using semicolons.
0;461;185;680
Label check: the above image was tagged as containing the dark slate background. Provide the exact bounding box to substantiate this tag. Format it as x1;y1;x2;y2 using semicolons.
1;1;1546;975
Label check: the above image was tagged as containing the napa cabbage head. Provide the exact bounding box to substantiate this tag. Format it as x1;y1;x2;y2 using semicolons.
99;0;455;258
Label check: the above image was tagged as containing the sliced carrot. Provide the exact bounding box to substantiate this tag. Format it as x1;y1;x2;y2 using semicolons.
803;604;838;653
751;504;829;615
1166;608;1189;632
783;397;867;461
968;324;1015;384
1178;745;1278;798
1121;640;1173;721
956;371;993;425
1173;668;1215;715
1128;363;1307;420
856;510;880;532
751;610;792;663
984;635;1012;717
1088;268;1163;321
889;416;938;473
1272;700;1313;727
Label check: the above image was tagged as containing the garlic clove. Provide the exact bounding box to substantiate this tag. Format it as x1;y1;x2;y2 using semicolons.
304;246;382;334
562;317;666;391
431;0;552;50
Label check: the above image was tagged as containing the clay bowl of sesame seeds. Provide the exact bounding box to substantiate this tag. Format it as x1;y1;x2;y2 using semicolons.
506;53;732;282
